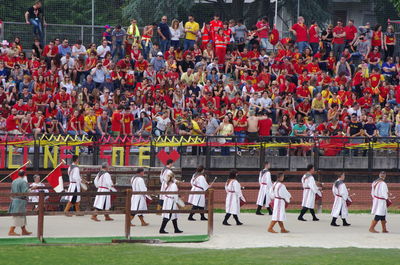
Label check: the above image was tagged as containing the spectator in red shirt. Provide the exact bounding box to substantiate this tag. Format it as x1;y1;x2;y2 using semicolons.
256;16;270;50
332;21;346;61
290;16;308;53
343;19;357;48
111;105;123;136
67;110;84;135
308;21;320;55
6;108;23;134
42;40;58;68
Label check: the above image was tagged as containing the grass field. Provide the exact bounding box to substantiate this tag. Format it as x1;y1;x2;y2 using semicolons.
0;245;398;265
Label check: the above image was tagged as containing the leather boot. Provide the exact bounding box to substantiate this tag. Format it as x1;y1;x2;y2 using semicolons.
233;214;243;225
268;221;278;233
330;217;339;227
298;207;307;221
172;219;183;233
369;220;379;233
130;215;136;227
342;219;351;226
139;215;149;226
222;214;231;226
91;215;100;222
310;209;319;221
200;212;208;221
64;201;73;216
159;218;169;234
21;226;32;236
278;221;289;233
267;207;273;216
255;205;264;215
8;226;20;236
381;220;389;233
75;202;84;216
104;214;114;221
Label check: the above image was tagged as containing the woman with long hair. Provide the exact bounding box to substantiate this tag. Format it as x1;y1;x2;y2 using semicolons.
170;19;183;49
159;172;183;234
187;165;209;221
223;169;245;226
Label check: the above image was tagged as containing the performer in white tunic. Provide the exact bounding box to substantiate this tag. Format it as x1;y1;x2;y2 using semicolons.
188;165;209;221
298;164;322;221
256;161;273;216
268;173;291;233
158;159;174;209
369;171;390;233
130;167;150;226
64;155;83;216
330;173;351;227
159;172;183;234
29;175;49;210
91;162;116;222
222;169;245;226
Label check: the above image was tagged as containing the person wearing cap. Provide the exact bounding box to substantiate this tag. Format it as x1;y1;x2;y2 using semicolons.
8;170;32;236
91;162;117;222
130;167;150;226
102;25;112;47
150;51;166;72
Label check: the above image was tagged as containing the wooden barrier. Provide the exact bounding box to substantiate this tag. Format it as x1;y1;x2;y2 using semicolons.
0;189;214;241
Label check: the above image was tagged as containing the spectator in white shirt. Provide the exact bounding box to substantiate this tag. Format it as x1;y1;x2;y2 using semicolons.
71;40;87;58
97;40;111;59
90;63;107;87
60;53;75;69
155;112;171;136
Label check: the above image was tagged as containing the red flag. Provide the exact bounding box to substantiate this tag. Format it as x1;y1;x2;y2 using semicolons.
46;165;64;192
269;28;280;46
10;166;26;181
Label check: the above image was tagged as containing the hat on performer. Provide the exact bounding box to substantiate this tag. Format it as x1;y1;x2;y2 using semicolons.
136;167;144;174
101;162;109;169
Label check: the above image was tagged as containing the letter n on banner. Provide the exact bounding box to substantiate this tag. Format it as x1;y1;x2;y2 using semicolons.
112;147;124;166
44;146;59;169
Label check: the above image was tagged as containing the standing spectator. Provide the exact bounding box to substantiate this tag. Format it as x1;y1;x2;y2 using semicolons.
384;25;396;60
308;21;320;55
209;14;223;42
58;39;71;57
102;25;112;47
215;28;227;67
376;114;392;137
25;1;46;45
233;19;247;52
170;19;183;49
332;21;346;61
112;25;127;60
290;16;308;53
184;15;199;51
256;17;270;51
344;19;357;49
158;16;171;53
371;24;384;50
126;19;141;55
141;22;157;60
97;40;110;60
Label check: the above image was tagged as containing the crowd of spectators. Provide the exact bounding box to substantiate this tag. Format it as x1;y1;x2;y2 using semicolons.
0;11;400;156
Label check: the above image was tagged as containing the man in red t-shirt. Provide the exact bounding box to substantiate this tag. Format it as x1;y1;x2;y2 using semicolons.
256;16;270;50
121;107;134;136
6;108;22;134
332;21;346;61
258;111;273;137
290;16;308;53
111;106;123;136
343;19;357;48
308;21;320;54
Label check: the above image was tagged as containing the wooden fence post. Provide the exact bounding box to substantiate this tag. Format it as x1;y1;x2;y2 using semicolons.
37;192;45;242
207;189;214;237
125;189;132;239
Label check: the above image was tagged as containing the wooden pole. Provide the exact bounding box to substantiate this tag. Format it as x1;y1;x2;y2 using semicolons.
125;189;132;239
0;160;31;183
207;189;214;237
37;192;45;242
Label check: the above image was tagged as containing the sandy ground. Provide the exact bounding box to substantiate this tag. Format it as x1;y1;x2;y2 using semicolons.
1;213;400;249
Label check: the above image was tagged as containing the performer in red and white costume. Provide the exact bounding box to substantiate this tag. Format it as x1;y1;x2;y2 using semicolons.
256;161;273;215
369;171;389;233
215;28;227;67
298;164;322;221
223;169;245;226
188;165;209;221
268;173;291;233
330;173;351;227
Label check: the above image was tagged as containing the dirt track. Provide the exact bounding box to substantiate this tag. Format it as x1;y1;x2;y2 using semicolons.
0;213;399;249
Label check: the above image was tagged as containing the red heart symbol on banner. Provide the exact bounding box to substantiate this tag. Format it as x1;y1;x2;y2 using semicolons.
157;149;180;166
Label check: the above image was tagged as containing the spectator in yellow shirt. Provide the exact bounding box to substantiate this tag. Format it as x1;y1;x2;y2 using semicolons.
311;93;327;121
84;109;97;136
184;15;199;51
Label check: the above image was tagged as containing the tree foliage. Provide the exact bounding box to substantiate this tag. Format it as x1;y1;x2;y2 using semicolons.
390;0;400;14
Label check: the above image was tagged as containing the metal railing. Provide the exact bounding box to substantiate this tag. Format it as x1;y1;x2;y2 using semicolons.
0;189;214;242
